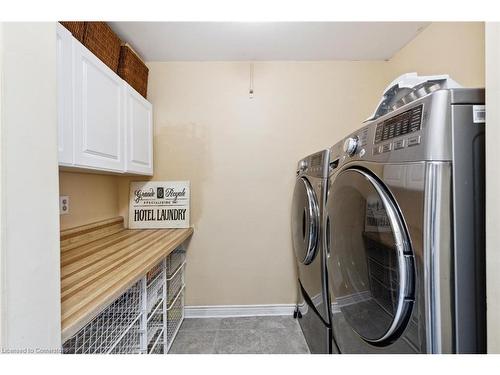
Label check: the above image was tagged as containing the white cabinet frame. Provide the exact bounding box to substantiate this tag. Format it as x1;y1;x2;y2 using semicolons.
56;23;74;166
73;41;125;172
57;24;153;176
125;83;153;175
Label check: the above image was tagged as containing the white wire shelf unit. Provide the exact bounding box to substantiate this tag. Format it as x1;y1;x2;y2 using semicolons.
165;248;186;351
62;246;186;354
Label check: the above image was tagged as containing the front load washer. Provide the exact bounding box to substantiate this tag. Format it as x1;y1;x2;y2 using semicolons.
292;150;332;354
324;88;486;353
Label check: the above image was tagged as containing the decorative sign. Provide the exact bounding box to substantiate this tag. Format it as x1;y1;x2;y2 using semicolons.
129;181;190;229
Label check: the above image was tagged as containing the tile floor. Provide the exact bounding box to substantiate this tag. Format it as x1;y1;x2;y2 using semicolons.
169;316;310;354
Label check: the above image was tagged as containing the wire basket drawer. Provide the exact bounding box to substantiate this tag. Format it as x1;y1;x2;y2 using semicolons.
166;289;184;352
166;247;186;278
146;299;165;354
146;261;165;314
109;319;141;354
62;248;186;354
63;280;142;354
166;263;185;305
148;330;165;354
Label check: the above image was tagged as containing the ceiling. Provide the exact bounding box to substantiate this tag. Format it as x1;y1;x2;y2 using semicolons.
109;22;430;62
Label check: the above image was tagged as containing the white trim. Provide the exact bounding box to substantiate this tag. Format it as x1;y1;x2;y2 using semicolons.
184;304;296;319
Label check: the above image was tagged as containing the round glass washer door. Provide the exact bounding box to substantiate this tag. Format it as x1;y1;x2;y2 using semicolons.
292;177;320;265
326;167;414;345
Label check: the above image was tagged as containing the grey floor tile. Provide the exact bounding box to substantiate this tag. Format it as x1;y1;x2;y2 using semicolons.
260;328;310;354
170;317;311;354
180;318;223;331
214;329;262;354
168;330;217;354
219;316;259;330
254;315;299;330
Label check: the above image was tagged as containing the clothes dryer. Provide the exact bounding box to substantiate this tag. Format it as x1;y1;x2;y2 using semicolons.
325;88;486;353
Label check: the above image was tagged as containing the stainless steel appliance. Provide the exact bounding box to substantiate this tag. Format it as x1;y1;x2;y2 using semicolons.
324;88;486;353
292;150;331;354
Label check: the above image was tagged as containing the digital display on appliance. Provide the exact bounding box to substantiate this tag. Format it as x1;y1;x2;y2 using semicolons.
374;105;423;144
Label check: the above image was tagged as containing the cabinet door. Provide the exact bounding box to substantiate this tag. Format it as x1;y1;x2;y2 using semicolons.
125;84;153;175
57;23;74;166
73;42;125;172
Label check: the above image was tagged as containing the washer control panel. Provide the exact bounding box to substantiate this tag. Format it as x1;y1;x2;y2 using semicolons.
341;128;369;158
374;105;423;144
297;150;329;178
372;104;423;155
330;102;428;169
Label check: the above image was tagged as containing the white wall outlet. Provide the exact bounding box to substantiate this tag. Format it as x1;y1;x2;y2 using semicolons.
60;196;69;215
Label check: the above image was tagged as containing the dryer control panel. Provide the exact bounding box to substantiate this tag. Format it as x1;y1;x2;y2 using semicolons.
372;104;423;156
330;88;484;168
374;105;423;144
296;149;330;178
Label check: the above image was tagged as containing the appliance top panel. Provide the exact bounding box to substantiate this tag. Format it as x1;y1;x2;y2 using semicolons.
328;88;484;173
296;149;330;178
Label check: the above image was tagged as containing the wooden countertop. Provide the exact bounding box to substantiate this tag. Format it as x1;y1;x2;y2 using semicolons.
60;217;193;342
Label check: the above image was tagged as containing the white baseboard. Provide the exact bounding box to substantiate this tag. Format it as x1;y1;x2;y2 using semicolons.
184;304;296;318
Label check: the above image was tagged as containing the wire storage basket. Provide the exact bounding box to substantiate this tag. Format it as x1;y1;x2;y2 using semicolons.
165;247;186;352
147;307;165;354
167;262;185;305
62;247;186;354
165;246;186;352
146;261;164;313
145;259;166;354
166;289;184;352
166;247;186;278
62;280;142;354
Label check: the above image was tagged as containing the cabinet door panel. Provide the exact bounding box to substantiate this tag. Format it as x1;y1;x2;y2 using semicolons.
57;23;74;165
126;84;153;175
74;43;125;172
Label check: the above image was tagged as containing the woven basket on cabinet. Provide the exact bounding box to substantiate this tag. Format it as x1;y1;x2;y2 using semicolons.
118;45;149;98
83;22;122;72
59;21;86;43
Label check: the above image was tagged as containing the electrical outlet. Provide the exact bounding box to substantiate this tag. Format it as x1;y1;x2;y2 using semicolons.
60;196;69;215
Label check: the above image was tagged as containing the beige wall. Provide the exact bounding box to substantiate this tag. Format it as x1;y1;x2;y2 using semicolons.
485;22;500;354
59;172;123;230
117;61;389;306
386;22;485;87
62;22;486;309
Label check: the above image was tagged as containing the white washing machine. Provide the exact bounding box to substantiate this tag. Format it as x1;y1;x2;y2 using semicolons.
291;149;333;354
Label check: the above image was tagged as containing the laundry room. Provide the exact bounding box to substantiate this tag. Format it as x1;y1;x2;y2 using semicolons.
1;2;500;369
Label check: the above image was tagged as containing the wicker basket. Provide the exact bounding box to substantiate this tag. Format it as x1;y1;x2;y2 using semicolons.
83;22;121;72
118;45;149;98
59;21;86;43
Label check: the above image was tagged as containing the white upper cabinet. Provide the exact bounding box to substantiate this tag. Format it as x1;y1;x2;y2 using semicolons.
56;24;74;166
125;83;153;175
73;41;125;172
57;24;153;175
